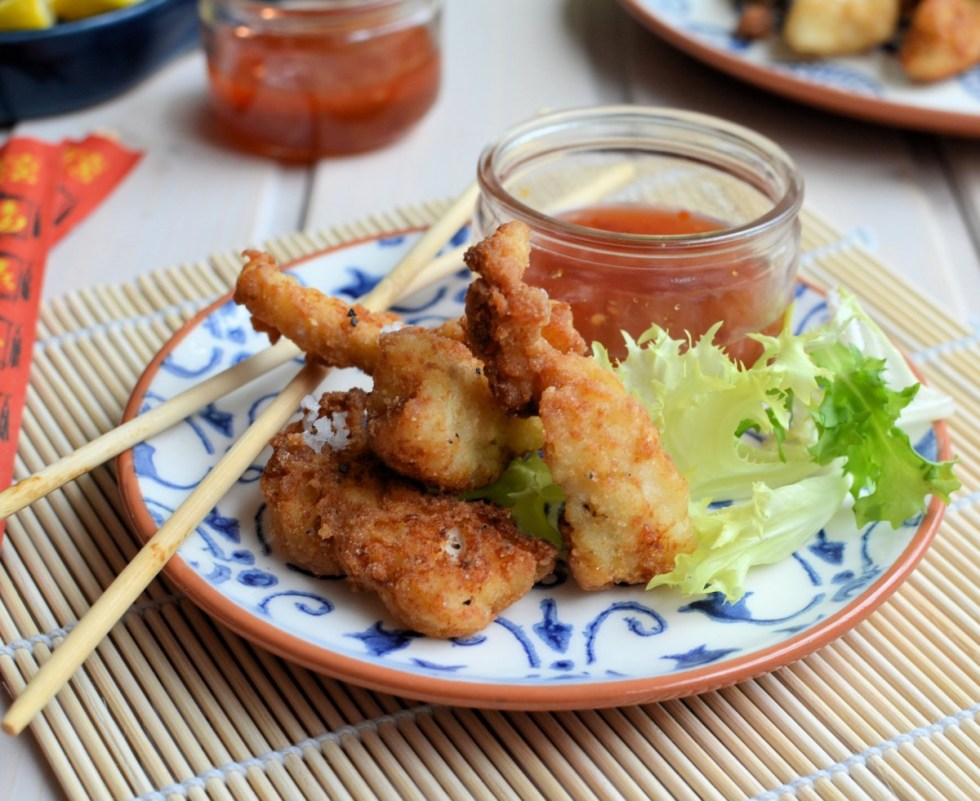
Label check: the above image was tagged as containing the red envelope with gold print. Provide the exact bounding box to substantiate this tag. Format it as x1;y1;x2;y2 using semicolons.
0;135;140;544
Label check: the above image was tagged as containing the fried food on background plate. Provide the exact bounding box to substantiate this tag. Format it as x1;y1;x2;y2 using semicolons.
735;0;980;82
464;222;696;591
900;0;980;81
783;0;901;57
261;389;557;638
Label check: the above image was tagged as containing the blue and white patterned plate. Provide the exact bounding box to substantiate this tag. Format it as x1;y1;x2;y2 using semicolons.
117;231;947;710
620;0;980;138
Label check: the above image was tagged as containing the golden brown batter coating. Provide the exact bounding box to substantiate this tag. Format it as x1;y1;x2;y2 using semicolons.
261;390;557;638
367;326;543;491
234;250;538;491
233;249;401;373
538;361;695;589
900;0;980;81
260;390;370;578
464;222;695;591
332;494;556;639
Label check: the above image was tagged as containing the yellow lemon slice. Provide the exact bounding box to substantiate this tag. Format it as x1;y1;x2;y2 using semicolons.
52;0;141;21
0;0;53;30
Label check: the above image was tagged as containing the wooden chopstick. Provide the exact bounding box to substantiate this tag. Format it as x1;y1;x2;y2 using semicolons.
0;181;480;736
0;339;297;520
0;195;478;523
1;359;325;737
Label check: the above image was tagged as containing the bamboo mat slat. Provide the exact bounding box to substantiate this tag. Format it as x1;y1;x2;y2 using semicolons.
1;204;978;801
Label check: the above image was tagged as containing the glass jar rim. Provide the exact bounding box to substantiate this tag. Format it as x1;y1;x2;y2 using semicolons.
201;0;440;30
477;105;804;252
208;0;428;9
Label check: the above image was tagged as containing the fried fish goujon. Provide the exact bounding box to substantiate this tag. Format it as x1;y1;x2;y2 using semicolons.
234;248;400;373
464;221;696;591
367;326;543;491
234;248;540;491
736;0;980;82
783;0;900;57
261;389;557;639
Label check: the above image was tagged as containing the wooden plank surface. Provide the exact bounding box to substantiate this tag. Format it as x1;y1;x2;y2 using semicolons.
7;1;979;317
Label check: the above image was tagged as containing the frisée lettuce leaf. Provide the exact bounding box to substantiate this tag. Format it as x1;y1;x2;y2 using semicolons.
807;340;960;527
646;468;850;599
594;320;826;502
467;291;959;600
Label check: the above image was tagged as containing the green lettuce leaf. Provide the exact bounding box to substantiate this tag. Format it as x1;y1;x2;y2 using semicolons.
646;468;850;599
596;317;825;501
825;290;955;427
462;452;564;547
806;341;960;528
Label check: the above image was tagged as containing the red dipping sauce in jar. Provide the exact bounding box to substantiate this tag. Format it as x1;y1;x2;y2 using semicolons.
476;107;804;365
200;0;442;160
529;203;786;364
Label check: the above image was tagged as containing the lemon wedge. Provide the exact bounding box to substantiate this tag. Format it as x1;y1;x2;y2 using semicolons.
52;0;141;21
0;0;54;30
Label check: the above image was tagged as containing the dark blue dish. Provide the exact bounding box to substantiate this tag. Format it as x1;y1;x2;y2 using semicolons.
0;0;200;126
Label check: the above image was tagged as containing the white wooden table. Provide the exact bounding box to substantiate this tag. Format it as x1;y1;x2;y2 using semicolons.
2;1;979;796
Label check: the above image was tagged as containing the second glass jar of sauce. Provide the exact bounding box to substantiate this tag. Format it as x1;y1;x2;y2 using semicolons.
199;0;442;160
475;106;804;365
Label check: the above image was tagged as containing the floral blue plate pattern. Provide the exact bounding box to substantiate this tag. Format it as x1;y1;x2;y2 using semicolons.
619;0;980;138
117;231;947;710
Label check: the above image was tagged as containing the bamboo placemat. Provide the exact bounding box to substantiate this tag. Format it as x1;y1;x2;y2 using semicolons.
1;203;978;801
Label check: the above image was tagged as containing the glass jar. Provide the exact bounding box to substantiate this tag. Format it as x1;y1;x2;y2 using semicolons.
199;0;442;160
475;106;804;364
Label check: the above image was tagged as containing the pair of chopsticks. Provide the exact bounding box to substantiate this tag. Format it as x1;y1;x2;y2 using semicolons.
1;163;637;735
0;185;479;524
0;182;479;736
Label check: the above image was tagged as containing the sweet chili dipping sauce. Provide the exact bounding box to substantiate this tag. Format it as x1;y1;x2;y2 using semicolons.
200;0;442;160
476;107;804;364
529;203;782;364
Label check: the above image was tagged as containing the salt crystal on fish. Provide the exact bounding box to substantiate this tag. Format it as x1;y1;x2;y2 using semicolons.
299;396;351;453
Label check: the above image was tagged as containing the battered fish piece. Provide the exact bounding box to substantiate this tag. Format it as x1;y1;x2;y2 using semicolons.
260;390;365;578
368;326;543;490
234;249;401;373
900;0;980;81
464;268;589;414
464;222;695;591
262;389;557;638
783;0;900;56
332;495;556;639
234;249;537;491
